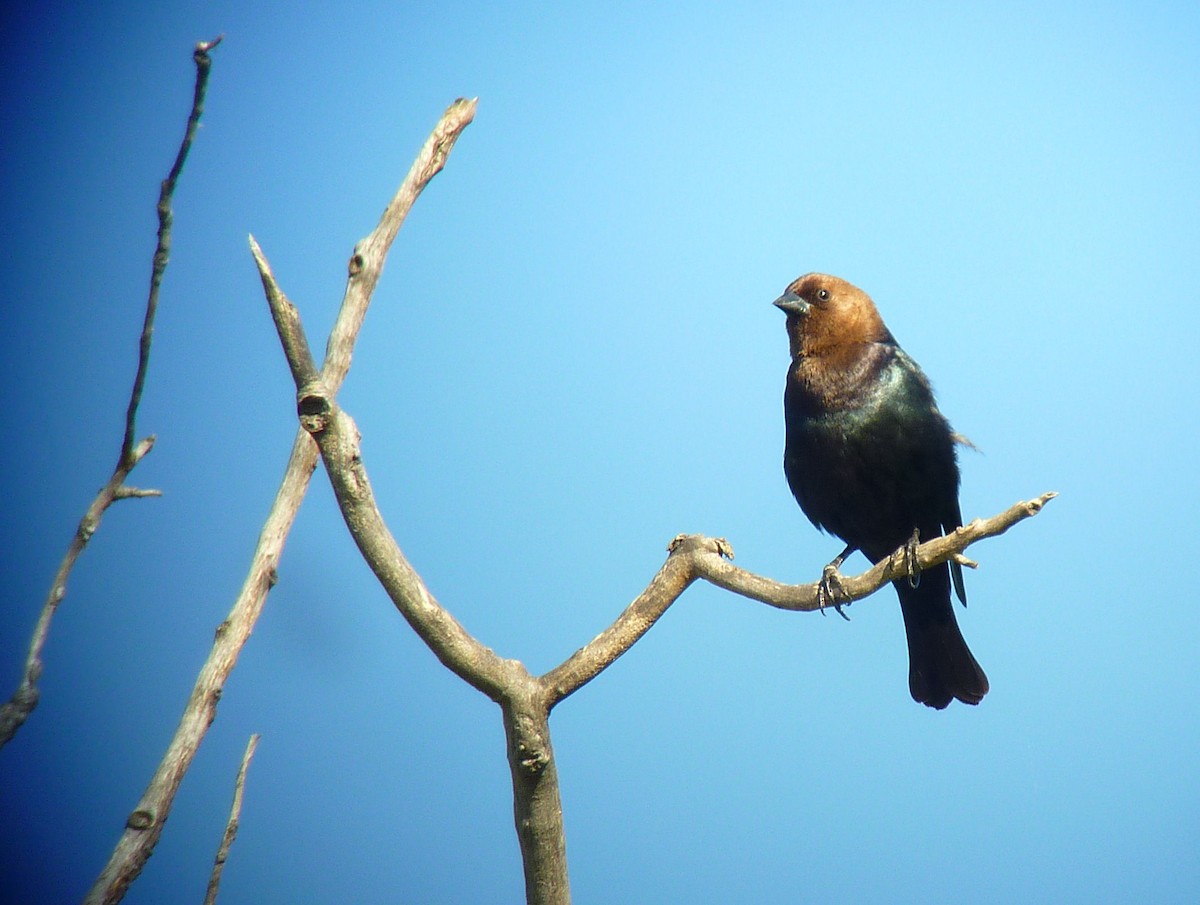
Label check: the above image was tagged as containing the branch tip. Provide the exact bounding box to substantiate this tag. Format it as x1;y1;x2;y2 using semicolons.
196;34;224;54
1029;491;1059;512
951;552;979;569
114;486;164;500
667;534;735;559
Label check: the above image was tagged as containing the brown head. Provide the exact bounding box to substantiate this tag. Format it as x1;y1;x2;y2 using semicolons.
772;273;892;361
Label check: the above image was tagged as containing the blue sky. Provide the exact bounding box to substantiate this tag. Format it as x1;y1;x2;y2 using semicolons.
2;2;1198;902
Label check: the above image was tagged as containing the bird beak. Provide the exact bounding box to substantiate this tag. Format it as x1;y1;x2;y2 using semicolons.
773;290;809;316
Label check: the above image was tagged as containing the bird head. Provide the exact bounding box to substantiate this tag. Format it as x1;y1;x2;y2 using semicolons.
773;273;892;359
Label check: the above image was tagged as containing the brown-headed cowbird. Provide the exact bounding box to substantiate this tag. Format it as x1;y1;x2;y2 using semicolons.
774;273;988;709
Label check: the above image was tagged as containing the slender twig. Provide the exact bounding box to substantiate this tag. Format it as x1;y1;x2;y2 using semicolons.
85;96;476;905
120;34;223;469
203;733;260;905
0;39;225;755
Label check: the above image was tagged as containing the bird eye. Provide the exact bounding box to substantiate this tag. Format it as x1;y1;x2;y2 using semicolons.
816;289;830;301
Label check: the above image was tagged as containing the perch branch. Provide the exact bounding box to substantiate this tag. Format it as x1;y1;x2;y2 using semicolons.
541;494;1056;705
85;95;476;905
691;493;1056;611
203;733;260;905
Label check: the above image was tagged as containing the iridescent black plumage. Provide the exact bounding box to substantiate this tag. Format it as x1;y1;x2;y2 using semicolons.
775;273;987;709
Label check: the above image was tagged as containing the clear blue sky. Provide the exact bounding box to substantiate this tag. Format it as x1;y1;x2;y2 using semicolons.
2;2;1198;902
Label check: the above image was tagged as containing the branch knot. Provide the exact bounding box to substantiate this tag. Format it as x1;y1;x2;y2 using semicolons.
667;534;734;559
126;809;156;831
297;391;332;434
509;711;551;775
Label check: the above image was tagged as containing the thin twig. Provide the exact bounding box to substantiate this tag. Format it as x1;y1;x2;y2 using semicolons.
121;34;222;469
85;96;476;905
2;37;226;751
203;733;260;905
0;42;224;756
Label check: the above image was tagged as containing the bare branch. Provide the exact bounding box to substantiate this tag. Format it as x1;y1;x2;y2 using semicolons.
249;236;318;388
541;551;701;706
85;97;476;905
0;33;220;752
542;495;1056;704
256;97;586;903
695;492;1056;611
250;85;1055;905
280;373;521;702
326;96;477;388
204;733;260;905
120;37;220;470
113;486;164;500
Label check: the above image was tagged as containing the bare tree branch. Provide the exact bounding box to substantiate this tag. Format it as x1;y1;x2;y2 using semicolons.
85;93;477;905
540;553;699;706
203;733;260;905
0;441;159;749
120;34;223;468
254;269;518;701
687;493;1057;611
542;494;1056;705
0;38;226;757
326;96;478;388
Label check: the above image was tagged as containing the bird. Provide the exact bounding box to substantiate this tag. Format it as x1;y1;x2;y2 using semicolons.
773;273;988;709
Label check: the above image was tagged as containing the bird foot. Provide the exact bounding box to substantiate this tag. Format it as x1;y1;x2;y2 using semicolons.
818;562;852;621
905;528;922;589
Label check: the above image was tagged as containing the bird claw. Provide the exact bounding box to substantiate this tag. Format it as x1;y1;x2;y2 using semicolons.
818;563;852;621
905;528;922;589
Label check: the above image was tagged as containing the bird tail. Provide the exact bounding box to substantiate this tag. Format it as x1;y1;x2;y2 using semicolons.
895;563;989;709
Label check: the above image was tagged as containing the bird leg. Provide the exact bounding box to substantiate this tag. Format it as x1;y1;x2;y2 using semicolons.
818;544;855;621
905;528;922;589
